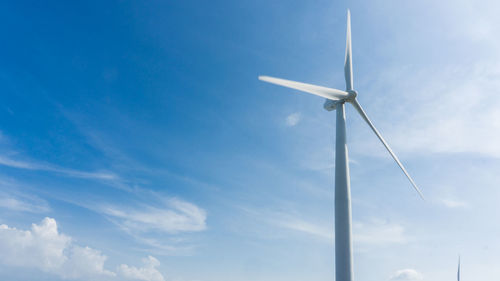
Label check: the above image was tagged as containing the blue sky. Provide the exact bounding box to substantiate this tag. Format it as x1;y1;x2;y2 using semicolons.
1;0;500;280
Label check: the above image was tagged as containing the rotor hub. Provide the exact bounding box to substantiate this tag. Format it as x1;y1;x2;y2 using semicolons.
346;90;358;100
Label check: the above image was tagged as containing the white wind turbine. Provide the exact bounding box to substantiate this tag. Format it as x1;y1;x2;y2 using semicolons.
258;10;424;281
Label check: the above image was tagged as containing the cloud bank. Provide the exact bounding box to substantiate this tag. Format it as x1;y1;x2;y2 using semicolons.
0;217;165;281
118;256;165;281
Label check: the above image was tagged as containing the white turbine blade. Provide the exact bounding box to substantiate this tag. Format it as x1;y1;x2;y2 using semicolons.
457;256;461;281
344;10;353;91
259;76;348;100
350;99;425;200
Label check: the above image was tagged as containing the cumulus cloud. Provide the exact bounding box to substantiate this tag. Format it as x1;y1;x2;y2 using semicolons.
103;198;207;234
118;256;165;281
286;112;302;127
0;218;72;273
0;217;165;281
390;269;423;281
62;246;115;279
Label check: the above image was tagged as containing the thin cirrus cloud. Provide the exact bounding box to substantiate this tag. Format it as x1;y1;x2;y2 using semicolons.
0;178;51;213
358;63;500;159
102;197;207;234
0;155;117;180
97;197;207;256
278;217;333;240
0;193;50;213
353;219;410;246
117;256;165;281
0;217;165;281
249;208;410;246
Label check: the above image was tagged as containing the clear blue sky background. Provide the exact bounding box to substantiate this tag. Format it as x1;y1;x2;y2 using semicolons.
1;0;500;280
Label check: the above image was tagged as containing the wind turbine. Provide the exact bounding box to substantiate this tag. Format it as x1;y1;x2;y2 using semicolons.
457;256;461;281
258;10;424;281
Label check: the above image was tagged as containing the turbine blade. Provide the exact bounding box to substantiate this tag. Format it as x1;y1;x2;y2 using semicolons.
350;99;425;200
344;10;353;91
457;256;461;281
259;76;348;100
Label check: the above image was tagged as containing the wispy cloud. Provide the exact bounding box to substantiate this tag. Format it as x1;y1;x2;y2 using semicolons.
278;217;333;240
441;198;468;208
102;197;207;234
286;112;302;127
355;63;500;159
125;233;196;256
0;155;117;180
354;219;410;246
98;197;207;256
0;194;50;213
0;178;51;213
245;207;410;246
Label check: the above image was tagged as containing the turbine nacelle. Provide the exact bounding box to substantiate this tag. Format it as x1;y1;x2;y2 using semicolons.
258;63;424;198
323;90;357;111
324;99;342;111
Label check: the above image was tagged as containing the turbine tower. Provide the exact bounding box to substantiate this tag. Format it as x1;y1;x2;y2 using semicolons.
258;10;423;281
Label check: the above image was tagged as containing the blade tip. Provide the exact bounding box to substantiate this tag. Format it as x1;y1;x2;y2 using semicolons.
416;188;426;201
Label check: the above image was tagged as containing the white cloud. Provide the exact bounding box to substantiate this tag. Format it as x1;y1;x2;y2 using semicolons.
62;246;115;279
118;256;165;281
441;198;468;208
278;218;333;240
354;219;410;246
0;155;117;180
0;178;51;213
279;217;410;246
261;210;409;246
0;218;70;271
0;193;50;212
103;197;207;234
358;62;500;159
286;112;302;127
0;217;113;279
390;269;423;281
0;217;165;281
